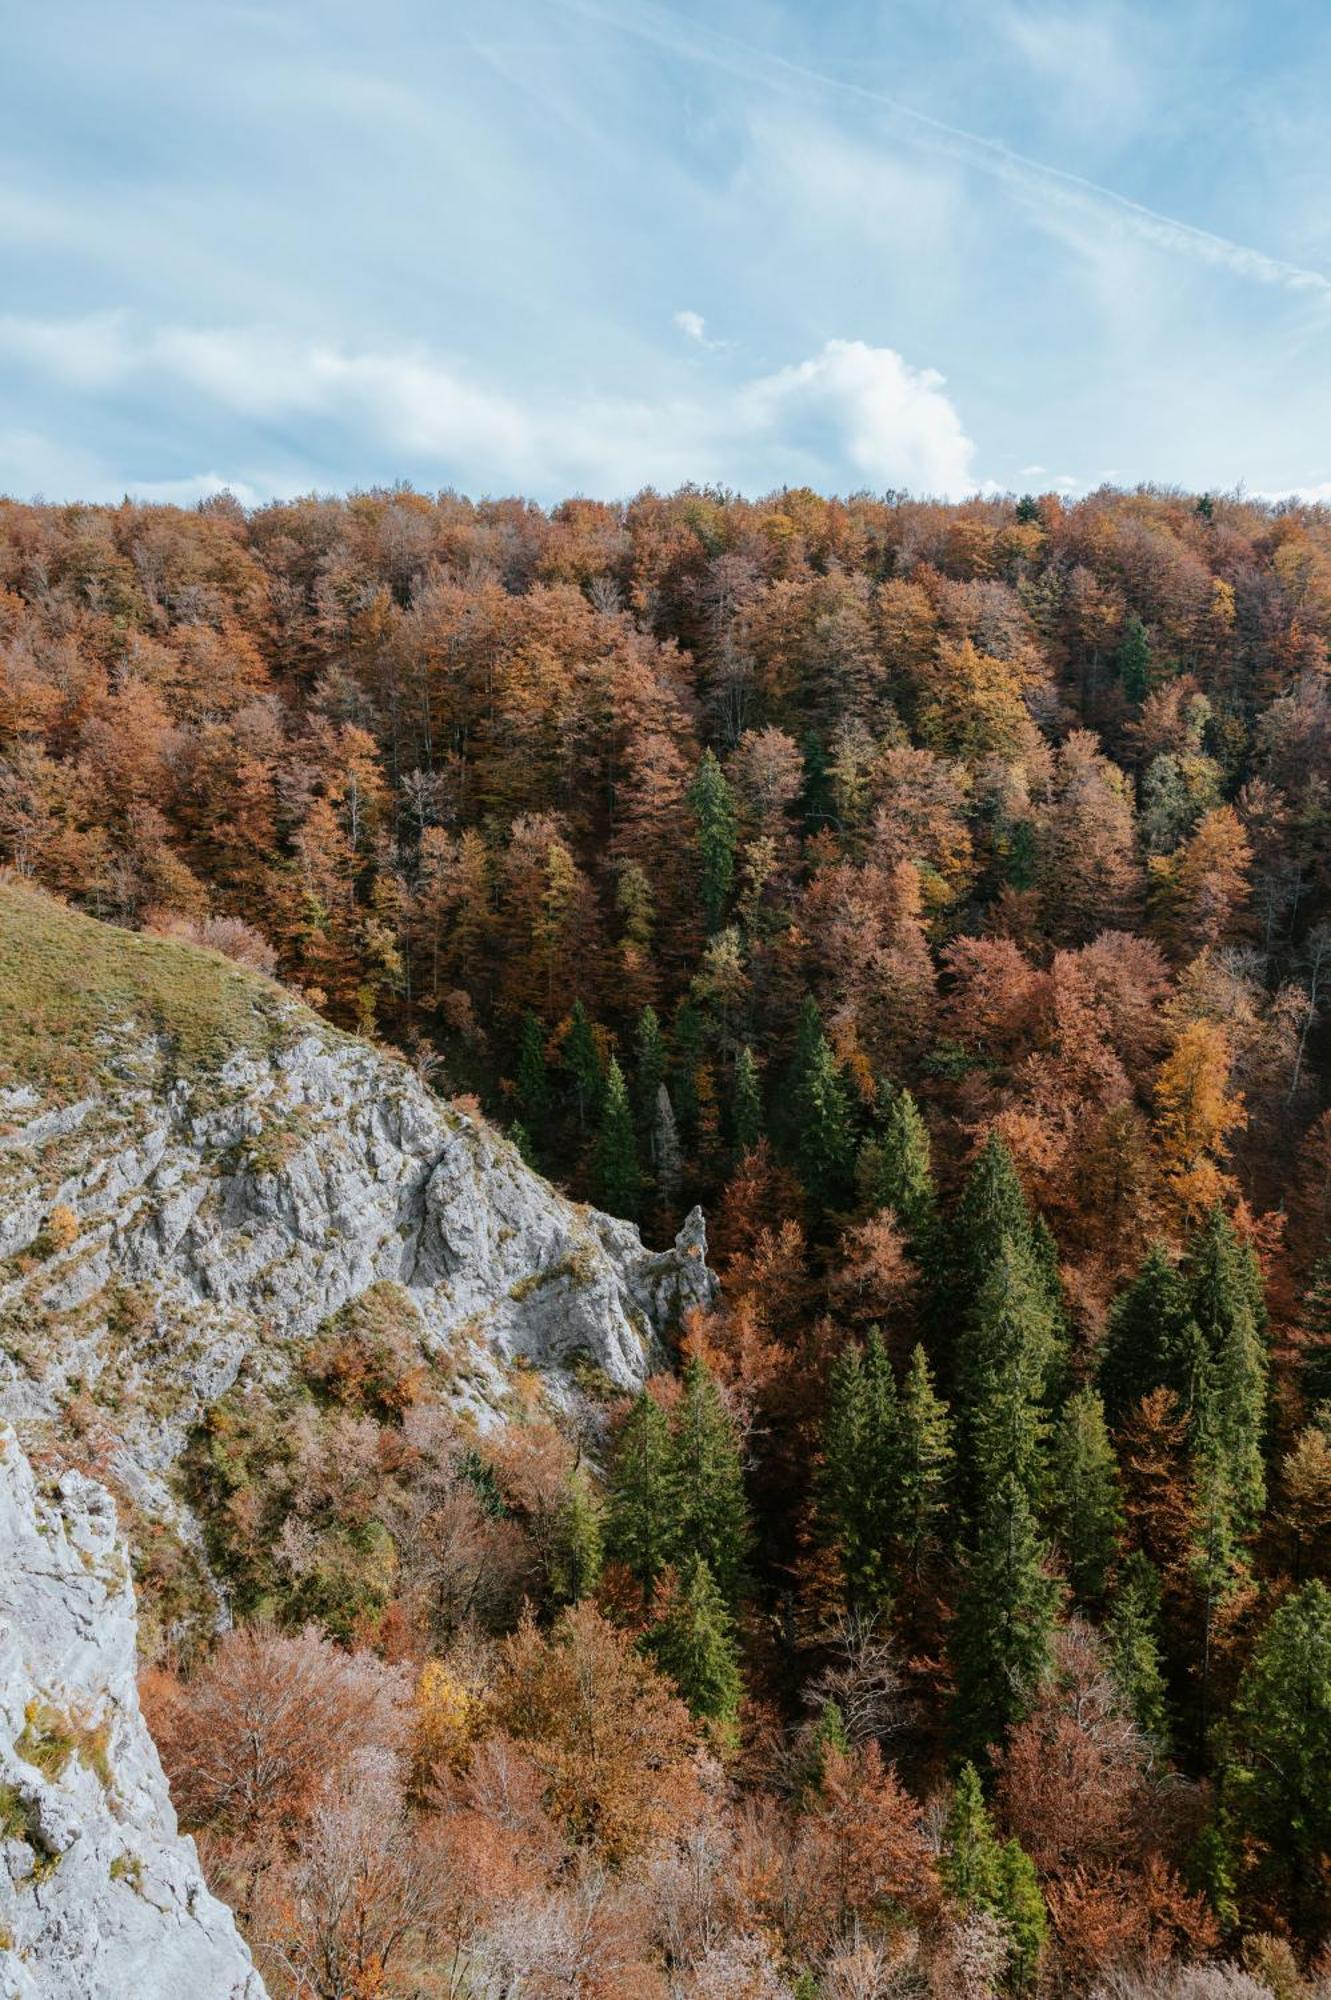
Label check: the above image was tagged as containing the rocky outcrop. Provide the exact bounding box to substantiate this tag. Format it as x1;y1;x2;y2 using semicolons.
0;894;714;1523
0;1422;265;1999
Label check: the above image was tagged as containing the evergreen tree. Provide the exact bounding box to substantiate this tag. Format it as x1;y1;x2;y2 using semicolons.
732;1043;764;1156
651;1083;682;1213
997;1839;1048;1992
606;1390;674;1589
789;1002;854;1207
645;1552;743;1730
1107;1550;1171;1753
1224;1578;1331;1934
564;999;603;1132
953;1132;1033;1305
548;1468;603;1605
669;1356;750;1605
868;1085;939;1254
1116;614;1153;703
957;1235;1058;1504
671;999;705;1149
941;1761;1004;1909
952;1473;1060;1759
688;747;738;931
633;1004;667;1125
1050;1387;1124;1604
1299;1257;1331;1411
1188;1208;1269;1527
515;1011;550;1133
1099;1242;1206;1423
821;1329;899;1612
896;1343;953;1578
797;1699;852;1797
594;1056;640;1220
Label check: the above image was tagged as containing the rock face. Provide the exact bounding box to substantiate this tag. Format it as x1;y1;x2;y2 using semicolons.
0;1422;266;1999
0;888;716;1523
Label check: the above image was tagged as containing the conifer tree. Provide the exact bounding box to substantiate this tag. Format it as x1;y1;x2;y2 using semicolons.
952;1473;1060;1758
896;1343;953;1578
645;1552;743;1730
1050;1387;1124;1604
669;1356;750;1605
1116;614;1153;703
868;1085;939;1255
1188;1208;1269;1527
941;1761;1004;1909
1099;1242;1206;1423
594;1056;640;1220
1107;1550;1171;1753
564;999;602;1132
515;1010;550;1132
789;1003;854;1207
953;1132;1032;1305
606;1390;674;1590
634;1004;667;1125
732;1043;763;1156
688;747;738;931
549;1468;603;1605
957;1236;1058;1504
821;1329;899;1612
997;1839;1048;1992
651;1083;682;1213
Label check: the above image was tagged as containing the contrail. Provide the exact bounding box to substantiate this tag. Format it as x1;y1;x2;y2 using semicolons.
558;0;1331;303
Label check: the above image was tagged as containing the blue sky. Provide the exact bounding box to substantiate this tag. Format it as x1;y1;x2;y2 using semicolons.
4;0;1331;505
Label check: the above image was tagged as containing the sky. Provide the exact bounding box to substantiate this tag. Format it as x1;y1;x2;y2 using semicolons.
4;0;1331;507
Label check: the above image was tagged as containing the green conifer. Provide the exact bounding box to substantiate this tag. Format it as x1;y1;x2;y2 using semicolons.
896;1343;953;1578
594;1056;640;1220
669;1355;751;1604
564;1000;603;1132
606;1390;674;1589
688;747;738;931
645;1552;743;1730
1099;1242;1206;1422
952;1472;1060;1759
1116;614;1153;703
1050;1387;1124;1604
634;1004;667;1125
732;1044;764;1156
1107;1551;1171;1753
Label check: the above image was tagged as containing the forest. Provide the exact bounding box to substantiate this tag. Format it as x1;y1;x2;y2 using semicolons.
3;480;1331;1998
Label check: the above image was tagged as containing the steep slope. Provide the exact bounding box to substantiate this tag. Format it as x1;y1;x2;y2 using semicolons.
0;1421;266;1999
0;884;714;1527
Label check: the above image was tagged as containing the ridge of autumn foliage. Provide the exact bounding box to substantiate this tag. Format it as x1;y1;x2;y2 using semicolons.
5;480;1331;1998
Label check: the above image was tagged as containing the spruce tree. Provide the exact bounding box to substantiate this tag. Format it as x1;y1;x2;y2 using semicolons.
669;1355;750;1605
1050;1387;1124;1605
1107;1551;1171;1753
594;1056;640;1220
688;747;738;931
645;1552;743;1730
606;1390;674;1589
953;1132;1033;1305
821;1329;899;1612
952;1472;1060;1759
732;1044;763;1156
549;1468;603;1605
651;1083;682;1213
997;1839;1048;1992
1188;1208;1269;1527
515;1011;550;1133
634;1005;667;1125
789;1003;854;1207
941;1761;1004;1907
896;1343;953;1578
1099;1242;1206;1423
868;1085;939;1255
957;1235;1058;1504
1116;614;1153;703
564;1000;602;1132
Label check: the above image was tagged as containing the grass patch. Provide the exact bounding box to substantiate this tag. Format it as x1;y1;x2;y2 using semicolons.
16;1700;111;1789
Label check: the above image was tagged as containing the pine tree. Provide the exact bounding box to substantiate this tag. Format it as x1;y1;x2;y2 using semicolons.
1116;614;1153;703
634;1005;667;1126
688;747;738;931
868;1085;939;1254
1050;1387;1124;1604
941;1761;1004;1908
1224;1578;1331;1934
645;1552;743;1730
564;999;602;1132
1188;1208;1269;1527
997;1838;1048;1992
594;1057;640;1220
606;1390;674;1589
957;1235;1058;1504
952;1473;1060;1759
515;1011;550;1133
953;1132;1033;1305
789;1003;854;1207
821;1330;899;1612
1099;1242;1206;1423
669;1356;750;1605
896;1343;952;1577
732;1044;763;1156
1107;1550;1171;1753
651;1083;682;1213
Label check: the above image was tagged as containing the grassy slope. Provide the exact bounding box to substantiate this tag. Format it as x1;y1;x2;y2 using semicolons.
0;883;297;1101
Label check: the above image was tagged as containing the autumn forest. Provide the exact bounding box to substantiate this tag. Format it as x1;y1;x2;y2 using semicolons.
5;480;1331;1998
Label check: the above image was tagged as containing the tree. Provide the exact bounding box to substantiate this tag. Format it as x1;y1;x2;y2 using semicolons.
1106;1551;1171;1753
668;1356;751;1605
788;1002;854;1207
821;1330;900;1613
605;1390;674;1590
515;1011;550;1133
594;1055;641;1220
633;1004;667;1124
867;1085;938;1255
644;1553;743;1732
956;1235;1058;1504
1050;1388;1124;1605
952;1473;1060;1759
650;1082;683;1214
1115;615;1153;703
563;998;602;1132
688;747;737;931
1099;1243;1206;1423
732;1043;763;1156
1188;1207;1269;1527
942;1762;1046;1989
953;1132;1033;1307
1153;1019;1245;1220
1224;1579;1331;1933
895;1343;953;1579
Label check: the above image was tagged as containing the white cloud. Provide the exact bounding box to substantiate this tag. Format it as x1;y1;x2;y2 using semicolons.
0;315;980;501
673;309;708;343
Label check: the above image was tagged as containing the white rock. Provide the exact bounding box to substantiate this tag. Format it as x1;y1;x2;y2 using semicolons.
0;1423;266;1999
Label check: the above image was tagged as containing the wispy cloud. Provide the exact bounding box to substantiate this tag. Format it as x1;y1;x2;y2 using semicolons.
560;0;1331;305
0;313;978;501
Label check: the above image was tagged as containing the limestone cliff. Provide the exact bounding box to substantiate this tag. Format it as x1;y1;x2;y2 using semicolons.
0;1421;266;1999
